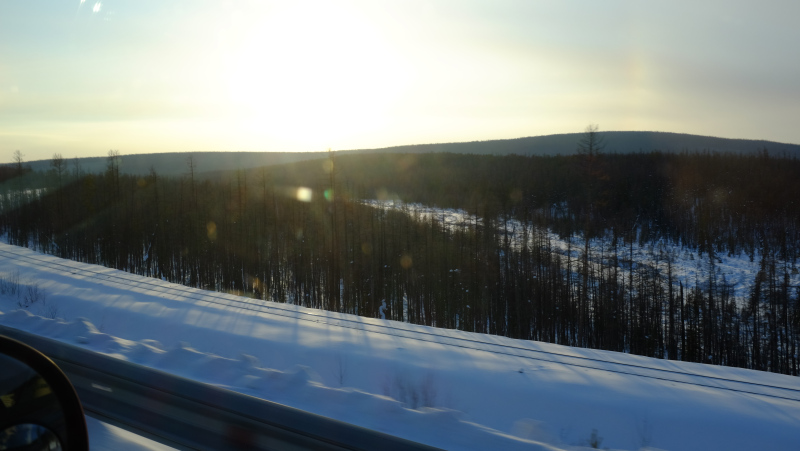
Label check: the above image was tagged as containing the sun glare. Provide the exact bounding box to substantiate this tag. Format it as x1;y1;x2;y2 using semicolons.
218;2;409;149
296;187;313;202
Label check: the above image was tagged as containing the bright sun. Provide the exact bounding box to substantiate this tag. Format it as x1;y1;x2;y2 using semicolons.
218;2;408;149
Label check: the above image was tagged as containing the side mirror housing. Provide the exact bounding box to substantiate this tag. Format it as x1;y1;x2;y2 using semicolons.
0;335;89;451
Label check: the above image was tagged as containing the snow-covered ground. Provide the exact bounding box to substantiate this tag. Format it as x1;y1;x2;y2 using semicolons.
87;416;176;451
1;243;799;450
366;200;800;299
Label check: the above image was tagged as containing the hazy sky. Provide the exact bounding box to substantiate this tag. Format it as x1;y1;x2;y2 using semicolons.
2;0;799;162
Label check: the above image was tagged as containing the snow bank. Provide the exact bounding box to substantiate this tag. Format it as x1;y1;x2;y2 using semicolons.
1;243;799;450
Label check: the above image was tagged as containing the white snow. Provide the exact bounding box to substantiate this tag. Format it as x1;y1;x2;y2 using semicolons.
1;242;799;450
86;416;176;451
365;200;800;299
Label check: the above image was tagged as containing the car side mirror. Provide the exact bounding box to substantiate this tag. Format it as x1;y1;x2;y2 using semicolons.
0;335;88;451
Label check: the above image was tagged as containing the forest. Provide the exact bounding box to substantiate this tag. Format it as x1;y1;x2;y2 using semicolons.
1;147;799;376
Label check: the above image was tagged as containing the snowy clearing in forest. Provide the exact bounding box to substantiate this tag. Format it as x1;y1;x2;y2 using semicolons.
365;200;800;300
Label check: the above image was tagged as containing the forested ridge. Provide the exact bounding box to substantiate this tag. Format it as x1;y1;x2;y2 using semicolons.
20;130;800;175
2;149;799;375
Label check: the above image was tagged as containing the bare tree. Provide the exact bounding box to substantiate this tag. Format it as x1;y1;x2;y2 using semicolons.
51;153;66;187
106;150;121;174
577;124;606;157
12;150;24;174
186;154;197;211
186;154;196;179
107;149;121;196
72;157;83;178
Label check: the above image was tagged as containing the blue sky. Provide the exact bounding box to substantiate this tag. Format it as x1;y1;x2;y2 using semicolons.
2;0;799;161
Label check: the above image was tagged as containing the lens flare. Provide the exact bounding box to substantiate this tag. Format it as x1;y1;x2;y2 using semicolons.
296;187;312;202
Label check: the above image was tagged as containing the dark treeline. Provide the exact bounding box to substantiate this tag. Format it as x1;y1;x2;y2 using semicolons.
1;150;799;375
261;150;800;262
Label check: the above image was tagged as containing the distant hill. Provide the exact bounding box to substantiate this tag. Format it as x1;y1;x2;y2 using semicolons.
21;131;799;175
346;131;800;157
24;151;328;176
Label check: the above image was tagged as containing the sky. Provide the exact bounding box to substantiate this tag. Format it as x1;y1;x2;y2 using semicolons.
1;0;799;162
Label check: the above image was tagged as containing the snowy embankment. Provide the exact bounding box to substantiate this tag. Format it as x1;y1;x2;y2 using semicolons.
85;416;175;451
1;243;799;450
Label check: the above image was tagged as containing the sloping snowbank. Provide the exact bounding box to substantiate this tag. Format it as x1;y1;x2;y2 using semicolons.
86;416;176;451
1;243;799;450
